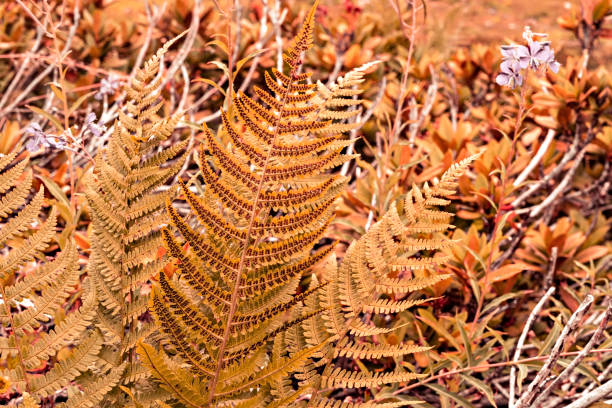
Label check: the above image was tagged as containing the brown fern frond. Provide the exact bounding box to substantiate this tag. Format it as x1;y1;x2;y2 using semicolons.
85;34;188;406
300;154;480;402
142;1;368;406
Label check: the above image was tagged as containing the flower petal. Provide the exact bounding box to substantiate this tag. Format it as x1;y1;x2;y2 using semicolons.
548;61;560;73
496;74;511;86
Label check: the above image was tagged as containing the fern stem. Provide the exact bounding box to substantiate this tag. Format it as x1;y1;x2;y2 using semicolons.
206;60;300;407
0;284;31;392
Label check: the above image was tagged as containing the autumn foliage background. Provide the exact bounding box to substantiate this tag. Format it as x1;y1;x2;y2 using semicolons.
1;0;611;406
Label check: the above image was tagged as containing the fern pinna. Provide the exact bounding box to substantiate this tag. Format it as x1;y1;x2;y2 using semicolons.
0;153;108;407
85;37;187;406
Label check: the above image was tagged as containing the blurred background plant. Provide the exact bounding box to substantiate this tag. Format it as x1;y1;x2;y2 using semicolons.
0;0;611;406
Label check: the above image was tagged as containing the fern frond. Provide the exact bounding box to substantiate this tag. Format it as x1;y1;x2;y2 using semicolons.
311;398;412;407
144;2;371;406
321;368;425;388
85;33;188;406
301;155;479;402
0;156;97;405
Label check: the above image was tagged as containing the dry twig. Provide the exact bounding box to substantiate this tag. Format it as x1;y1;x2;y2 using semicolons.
514;295;594;408
509;286;556;407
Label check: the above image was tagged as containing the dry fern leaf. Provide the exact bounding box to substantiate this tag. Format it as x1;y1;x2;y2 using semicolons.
299;154;480;403
85;35;188;406
0;154;102;405
141;2;370;407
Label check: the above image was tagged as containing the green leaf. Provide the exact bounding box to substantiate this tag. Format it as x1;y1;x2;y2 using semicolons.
471;191;498;212
27;105;63;132
69;91;95;115
206;39;229;56
482;291;530;315
393;394;430;406
517;364;528;393
37;175;73;222
193;78;226;97
593;0;610;22
49;82;66;103
209;60;231;79
234;48;269;76
417;309;462;351
538;320;562;356
457;321;475;367
425;384;472;408
460;373;497;407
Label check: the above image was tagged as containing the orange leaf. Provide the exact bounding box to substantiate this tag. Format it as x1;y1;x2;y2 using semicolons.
487;262;534;283
73;231;90;250
413;351;430;368
575;245;610;263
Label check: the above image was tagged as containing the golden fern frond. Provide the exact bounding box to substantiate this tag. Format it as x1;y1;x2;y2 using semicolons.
137;343;208;408
0;156;100;405
321;368;425;389
299;155;480;403
56;364;125;408
313;61;380;124
142;2;374;407
85;34;188;406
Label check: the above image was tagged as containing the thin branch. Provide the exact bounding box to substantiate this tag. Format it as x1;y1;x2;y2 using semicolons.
513;129;555;187
509;286;556;408
162;0;201;88
16;0;52;37
531;300;612;407
392;347;612;395
511;126;581;209
564;379;612;408
238;0;269;93
0;3;79;118
408;65;437;147
514;295;594;408
0;28;44;110
543;247;558;290
390;0;418;143
131;1;167;77
527;137;590;218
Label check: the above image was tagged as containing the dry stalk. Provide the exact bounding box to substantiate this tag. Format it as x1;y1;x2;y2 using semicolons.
531;300;612;407
513;129;555;187
508;286;556;407
514;294;594;408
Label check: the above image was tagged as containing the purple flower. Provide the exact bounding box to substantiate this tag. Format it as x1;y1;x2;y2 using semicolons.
540;47;560;73
501;45;519;60
94;75;121;100
24;123;47;152
514;41;551;70
23;123;70;152
85;112;107;138
496;60;523;89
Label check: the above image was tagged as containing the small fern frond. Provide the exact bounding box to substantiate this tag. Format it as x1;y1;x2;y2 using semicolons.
301;155;479;402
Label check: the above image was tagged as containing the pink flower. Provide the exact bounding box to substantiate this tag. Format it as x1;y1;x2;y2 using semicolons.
496;60;523;89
